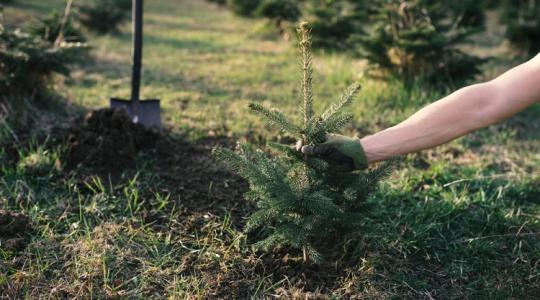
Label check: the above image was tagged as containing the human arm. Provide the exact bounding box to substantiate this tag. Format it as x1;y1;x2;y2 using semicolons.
361;53;540;163
302;53;540;168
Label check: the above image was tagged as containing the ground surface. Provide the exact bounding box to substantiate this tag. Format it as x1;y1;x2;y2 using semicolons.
1;0;539;299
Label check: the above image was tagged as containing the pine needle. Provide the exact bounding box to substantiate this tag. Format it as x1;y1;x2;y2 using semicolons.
248;103;302;136
321;82;361;121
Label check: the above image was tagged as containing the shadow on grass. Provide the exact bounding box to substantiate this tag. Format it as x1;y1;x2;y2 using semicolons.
248;167;540;298
2;105;539;298
352;173;540;298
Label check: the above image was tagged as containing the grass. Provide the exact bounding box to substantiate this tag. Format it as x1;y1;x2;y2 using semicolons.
1;0;539;298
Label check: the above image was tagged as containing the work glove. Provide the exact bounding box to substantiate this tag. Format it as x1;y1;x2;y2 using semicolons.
299;134;368;171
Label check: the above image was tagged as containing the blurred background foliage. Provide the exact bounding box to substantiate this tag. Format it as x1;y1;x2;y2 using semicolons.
209;0;539;86
3;0;540;94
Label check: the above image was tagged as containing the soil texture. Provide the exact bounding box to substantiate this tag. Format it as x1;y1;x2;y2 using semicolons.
0;210;31;252
65;108;159;173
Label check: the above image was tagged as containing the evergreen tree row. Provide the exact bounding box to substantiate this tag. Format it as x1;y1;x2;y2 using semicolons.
208;0;540;86
353;0;487;87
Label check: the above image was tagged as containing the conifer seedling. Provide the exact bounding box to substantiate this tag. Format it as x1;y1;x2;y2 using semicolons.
213;22;392;263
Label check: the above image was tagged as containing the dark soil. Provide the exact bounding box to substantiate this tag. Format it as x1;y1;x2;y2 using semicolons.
0;210;31;252
65;108;159;174
145;134;250;228
61;108;250;226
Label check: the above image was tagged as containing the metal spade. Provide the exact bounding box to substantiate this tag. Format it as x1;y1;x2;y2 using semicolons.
110;0;161;128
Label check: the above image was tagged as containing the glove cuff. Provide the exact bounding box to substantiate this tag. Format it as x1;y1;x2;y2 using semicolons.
347;137;369;170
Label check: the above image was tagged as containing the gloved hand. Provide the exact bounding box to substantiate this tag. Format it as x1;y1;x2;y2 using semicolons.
299;134;369;171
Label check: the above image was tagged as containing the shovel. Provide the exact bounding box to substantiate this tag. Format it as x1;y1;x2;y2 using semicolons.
110;0;161;128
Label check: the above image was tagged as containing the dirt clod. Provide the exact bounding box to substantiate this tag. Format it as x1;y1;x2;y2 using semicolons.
147;135;250;225
65;108;159;173
0;210;31;251
0;210;31;236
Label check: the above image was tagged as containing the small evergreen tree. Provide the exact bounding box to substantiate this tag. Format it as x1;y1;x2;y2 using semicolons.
206;0;227;5
78;0;131;34
255;0;301;38
256;0;301;27
28;10;85;44
0;18;84;95
353;0;487;86
306;0;364;49
227;0;262;17
213;22;391;263
500;0;540;56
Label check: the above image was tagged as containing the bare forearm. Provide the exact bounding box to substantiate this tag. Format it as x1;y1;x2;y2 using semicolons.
360;84;493;162
360;54;540;163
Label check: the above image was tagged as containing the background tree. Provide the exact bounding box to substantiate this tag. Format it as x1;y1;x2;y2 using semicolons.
304;0;364;49
214;22;392;263
353;0;487;87
500;0;540;56
0;20;85;96
227;0;262;17
28;10;85;44
255;0;301;35
78;0;131;34
207;0;226;5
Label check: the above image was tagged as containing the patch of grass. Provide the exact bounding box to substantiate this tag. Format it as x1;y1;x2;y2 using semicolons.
357;165;540;298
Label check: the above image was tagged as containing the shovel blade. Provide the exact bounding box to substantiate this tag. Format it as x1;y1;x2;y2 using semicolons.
110;98;161;129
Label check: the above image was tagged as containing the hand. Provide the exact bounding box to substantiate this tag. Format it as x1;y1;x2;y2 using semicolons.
299;134;369;171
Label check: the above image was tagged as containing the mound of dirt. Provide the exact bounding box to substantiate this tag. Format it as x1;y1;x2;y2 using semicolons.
61;108;250;228
65;108;159;173
0;210;31;252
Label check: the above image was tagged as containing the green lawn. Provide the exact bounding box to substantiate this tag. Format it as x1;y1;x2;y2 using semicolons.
1;0;539;299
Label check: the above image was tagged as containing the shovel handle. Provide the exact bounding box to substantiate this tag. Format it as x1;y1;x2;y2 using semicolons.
131;0;143;111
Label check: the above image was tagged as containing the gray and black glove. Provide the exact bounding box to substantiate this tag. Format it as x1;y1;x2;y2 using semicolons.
300;134;369;171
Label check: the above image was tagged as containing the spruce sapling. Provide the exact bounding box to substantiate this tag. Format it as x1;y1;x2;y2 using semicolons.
213;22;392;263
